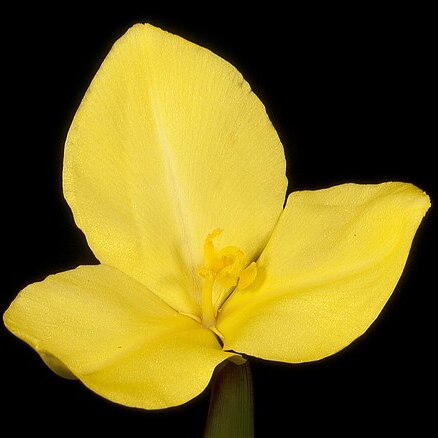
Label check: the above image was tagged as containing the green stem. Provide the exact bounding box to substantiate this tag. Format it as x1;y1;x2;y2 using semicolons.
203;360;254;438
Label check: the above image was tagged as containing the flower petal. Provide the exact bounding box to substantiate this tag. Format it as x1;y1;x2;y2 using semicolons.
63;24;287;316
218;182;430;363
4;265;237;409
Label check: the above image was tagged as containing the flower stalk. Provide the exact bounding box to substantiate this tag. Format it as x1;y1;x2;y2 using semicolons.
203;360;254;438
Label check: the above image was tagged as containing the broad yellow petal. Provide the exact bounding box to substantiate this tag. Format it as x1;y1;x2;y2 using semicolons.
4;265;237;409
63;24;287;316
218;182;430;363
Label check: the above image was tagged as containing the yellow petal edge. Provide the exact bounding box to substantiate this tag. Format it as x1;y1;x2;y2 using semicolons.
218;182;430;363
63;23;287;317
4;265;238;409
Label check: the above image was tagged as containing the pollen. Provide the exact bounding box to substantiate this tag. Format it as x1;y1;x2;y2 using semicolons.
199;229;257;330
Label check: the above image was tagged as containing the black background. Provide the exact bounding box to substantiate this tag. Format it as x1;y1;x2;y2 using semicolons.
2;5;435;436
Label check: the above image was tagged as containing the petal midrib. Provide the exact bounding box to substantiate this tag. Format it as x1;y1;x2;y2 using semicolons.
147;86;201;310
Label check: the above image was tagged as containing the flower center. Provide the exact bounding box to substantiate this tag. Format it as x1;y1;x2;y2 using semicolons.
198;229;257;330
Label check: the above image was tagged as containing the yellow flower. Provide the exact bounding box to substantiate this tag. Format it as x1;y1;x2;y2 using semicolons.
4;24;430;410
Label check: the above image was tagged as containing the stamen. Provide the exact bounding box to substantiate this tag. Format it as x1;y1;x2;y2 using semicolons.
198;229;258;330
236;262;257;291
200;274;216;329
